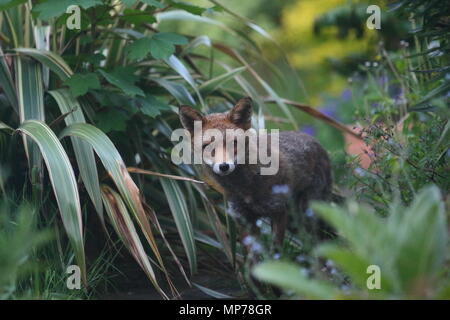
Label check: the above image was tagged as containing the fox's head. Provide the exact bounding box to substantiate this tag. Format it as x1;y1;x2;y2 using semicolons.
179;97;253;176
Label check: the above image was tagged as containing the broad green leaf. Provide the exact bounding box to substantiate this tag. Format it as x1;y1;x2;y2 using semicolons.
101;185;166;298
64;73;101;97
253;261;338;299
48;89;103;223
33;0;102;20
168;0;207;15
133;94;170;118
126;37;152;61
96;109;127;132
154;32;188;45
388;185;447;291
99;67;144;97
149;38;175;60
316;244;393;294
122;8;157;25
141;0;164;8
16;120;86;283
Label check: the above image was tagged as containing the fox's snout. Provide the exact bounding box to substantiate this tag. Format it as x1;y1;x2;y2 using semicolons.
212;161;235;176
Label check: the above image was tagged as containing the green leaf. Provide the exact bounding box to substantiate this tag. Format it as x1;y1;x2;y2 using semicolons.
154;32;188;45
192;283;232;299
159;176;197;274
33;0;102;20
0;46;18;112
253;261;338;299
199;66;246;95
149;37;175;60
168;0;206;15
121;0;136;7
16;120;86;283
99;67;144;97
101;185;163;296
96;109;127;132
59;123;170;296
126;37;152;61
141;0;164;8
133;94;170;118
15;56;45;175
14;48;73;81
0;0;27;11
64;73;101;97
150;78;196;105
48;89;103;223
122;8;157;25
316;244;392;294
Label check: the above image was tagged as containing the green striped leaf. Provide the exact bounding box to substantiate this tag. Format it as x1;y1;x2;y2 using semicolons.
15;56;45;175
159;177;197;274
16;120;86;283
59;123;170;285
14;48;73;81
48;89;103;222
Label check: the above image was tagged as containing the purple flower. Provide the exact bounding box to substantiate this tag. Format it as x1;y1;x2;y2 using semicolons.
341;89;352;101
302;125;315;136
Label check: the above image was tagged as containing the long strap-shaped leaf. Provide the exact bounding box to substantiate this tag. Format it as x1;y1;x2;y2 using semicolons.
159;176;197;274
0;45;18;112
14;48;73;80
16;120;86;283
101;185;167;299
48;89;103;223
15;56;45;180
59;123;170;291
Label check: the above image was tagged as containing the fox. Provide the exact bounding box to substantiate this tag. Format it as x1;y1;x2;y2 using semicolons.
179;97;332;245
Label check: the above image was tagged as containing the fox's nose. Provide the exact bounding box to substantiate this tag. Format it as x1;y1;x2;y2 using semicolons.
219;163;230;172
213;162;235;175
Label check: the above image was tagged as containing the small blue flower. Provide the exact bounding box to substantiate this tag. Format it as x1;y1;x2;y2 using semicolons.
302;125;315;136
272;184;290;194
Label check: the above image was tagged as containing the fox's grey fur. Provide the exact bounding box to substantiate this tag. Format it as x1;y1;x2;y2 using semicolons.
179;97;332;244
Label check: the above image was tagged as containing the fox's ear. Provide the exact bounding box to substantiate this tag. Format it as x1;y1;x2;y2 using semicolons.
179;106;204;132
229;97;252;129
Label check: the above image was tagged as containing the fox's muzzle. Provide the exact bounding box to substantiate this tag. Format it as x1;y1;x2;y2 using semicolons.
213;162;235;176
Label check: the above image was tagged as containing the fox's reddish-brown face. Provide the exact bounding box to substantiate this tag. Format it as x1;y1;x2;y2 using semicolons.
179;97;253;176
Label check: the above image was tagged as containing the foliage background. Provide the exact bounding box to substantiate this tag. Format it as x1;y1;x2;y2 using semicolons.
0;0;449;299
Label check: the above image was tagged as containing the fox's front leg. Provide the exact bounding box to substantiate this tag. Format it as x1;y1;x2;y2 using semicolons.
271;211;287;247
